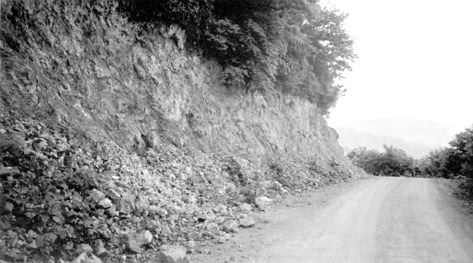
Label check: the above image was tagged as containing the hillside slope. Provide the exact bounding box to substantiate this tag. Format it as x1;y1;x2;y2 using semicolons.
0;1;361;261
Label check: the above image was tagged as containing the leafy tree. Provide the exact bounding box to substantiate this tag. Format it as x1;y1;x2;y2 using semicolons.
449;127;473;178
118;0;355;112
419;148;456;178
347;147;382;174
379;145;414;176
418;126;473;179
347;145;414;177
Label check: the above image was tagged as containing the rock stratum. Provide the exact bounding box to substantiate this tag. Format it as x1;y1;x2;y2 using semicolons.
0;1;361;262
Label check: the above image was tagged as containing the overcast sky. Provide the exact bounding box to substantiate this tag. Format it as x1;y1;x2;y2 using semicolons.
324;0;473;130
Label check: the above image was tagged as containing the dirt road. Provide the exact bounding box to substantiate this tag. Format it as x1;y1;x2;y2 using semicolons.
191;177;473;263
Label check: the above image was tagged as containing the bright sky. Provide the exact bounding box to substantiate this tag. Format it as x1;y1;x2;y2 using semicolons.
324;0;473;130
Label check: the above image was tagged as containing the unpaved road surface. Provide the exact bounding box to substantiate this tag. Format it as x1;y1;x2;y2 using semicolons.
191;177;473;263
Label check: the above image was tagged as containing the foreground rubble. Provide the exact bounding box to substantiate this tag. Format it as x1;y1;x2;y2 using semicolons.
0;117;355;262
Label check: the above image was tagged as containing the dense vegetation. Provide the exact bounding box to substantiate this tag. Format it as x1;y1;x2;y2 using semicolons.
419;126;473;180
347;145;415;177
119;0;355;112
348;126;473;196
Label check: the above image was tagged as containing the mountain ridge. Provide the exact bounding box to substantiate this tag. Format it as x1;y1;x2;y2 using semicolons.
334;118;457;158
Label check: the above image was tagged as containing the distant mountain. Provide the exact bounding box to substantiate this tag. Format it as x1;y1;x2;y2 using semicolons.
335;118;458;158
336;127;434;158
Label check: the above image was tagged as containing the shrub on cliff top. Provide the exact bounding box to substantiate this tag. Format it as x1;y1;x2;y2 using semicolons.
119;0;355;112
0;0;354;112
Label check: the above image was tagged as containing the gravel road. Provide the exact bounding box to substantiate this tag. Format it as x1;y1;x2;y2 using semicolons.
191;177;473;263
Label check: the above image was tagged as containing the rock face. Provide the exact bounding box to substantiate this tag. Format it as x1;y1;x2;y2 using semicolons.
0;1;357;181
0;1;363;262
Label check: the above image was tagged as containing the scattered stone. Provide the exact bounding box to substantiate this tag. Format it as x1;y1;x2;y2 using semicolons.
56;142;69;152
0;166;20;177
75;244;93;255
158;245;189;263
140;230;154;244
239;216;256;228
126;238;143;254
217;236;226;244
106;189;121;201
0;218;11;231
148;205;160;215
106;205;117;216
94;240;108;257
142;131;160;149
239;203;252;212
212;204;228;214
205;222;220;237
89;189;106;204
222;220;238;233
255;196;272;211
195;212;206;222
117;195;136;214
270;181;284;191
4;202;13;212
71;252;103;263
185;240;196;254
33;138;48;151
216;232;231;244
184;195;197;205
0;133;24;157
98;198;113;208
125;230;154;254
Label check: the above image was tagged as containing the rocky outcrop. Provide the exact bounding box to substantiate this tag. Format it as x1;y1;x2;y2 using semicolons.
0;1;363;262
0;1;353;176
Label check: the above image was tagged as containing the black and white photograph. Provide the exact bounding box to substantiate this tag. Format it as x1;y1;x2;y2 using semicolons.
0;0;472;262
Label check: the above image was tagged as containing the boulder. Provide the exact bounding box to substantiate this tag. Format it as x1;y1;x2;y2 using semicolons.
142;131;160;149
205;222;220;237
255;196;272;211
148;205;161;215
106;205;117;217
94;240;108;257
125;230;154;254
71;252;103;263
75;243;93;255
0;166;20;177
106;189;121;201
270;181;284;192
185;240;196;254
158;245;189;263
0;218;11;231
89;189;106;204
117;194;136;214
222;220;238;233
238;203;252;212
98;198;113;208
239;216;256;228
126;238;143;254
33;138;48;151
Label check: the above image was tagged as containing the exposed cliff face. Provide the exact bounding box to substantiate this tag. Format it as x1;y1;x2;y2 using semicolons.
0;0;361;260
1;0;353;176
